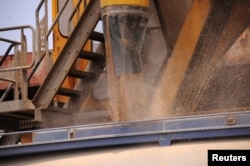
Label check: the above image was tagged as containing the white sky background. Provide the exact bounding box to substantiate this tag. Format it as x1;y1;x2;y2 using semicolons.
0;0;52;55
0;0;102;56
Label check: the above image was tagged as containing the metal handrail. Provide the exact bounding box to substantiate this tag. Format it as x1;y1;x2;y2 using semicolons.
0;77;16;101
36;0;88;39
68;0;90;36
68;0;84;36
0;38;21;45
36;0;70;38
0;77;16;83
0;83;15;101
35;0;69;72
0;55;47;102
47;1;70;38
0;44;19;101
35;0;89;70
0;25;36;72
0;44;15;66
0;38;20;67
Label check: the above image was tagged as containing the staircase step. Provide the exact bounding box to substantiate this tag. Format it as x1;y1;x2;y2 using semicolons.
68;69;95;79
90;31;105;42
79;50;105;61
57;88;80;97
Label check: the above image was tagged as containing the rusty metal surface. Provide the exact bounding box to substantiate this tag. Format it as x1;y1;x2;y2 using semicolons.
0;25;36;72
0;52;47;90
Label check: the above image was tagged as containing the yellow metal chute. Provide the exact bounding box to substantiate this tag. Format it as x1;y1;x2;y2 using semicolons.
101;0;149;7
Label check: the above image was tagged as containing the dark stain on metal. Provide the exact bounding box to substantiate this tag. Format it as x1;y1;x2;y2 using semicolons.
226;117;236;125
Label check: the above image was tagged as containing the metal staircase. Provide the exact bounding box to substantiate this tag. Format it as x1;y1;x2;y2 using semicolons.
46;37;106;113
33;0;103;109
0;0;107;131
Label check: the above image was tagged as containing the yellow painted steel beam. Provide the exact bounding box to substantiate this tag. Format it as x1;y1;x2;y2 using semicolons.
149;0;211;118
101;0;149;8
173;0;250;113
